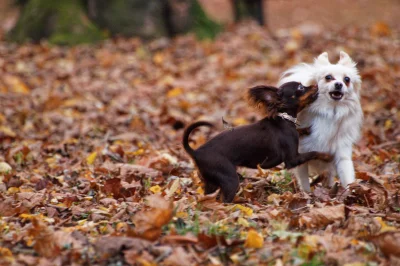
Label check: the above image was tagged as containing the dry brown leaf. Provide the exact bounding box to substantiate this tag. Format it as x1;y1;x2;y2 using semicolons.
163;247;196;266
370;231;400;258
130;194;173;241
27;217;61;258
95;236;151;258
299;204;345;229
161;233;198;245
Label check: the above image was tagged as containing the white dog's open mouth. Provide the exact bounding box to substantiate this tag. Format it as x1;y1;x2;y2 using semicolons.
329;91;344;101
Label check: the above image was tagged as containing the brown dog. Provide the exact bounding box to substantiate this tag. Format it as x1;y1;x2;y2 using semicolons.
183;82;333;202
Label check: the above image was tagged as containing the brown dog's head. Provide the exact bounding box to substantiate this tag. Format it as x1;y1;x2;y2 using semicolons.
248;82;318;117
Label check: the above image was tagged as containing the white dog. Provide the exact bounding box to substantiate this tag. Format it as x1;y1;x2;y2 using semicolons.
278;51;363;192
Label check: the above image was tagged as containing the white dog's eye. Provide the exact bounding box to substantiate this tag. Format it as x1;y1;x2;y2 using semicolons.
325;75;333;81
344;77;350;83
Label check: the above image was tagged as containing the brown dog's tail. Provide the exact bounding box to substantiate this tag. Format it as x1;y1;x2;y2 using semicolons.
182;121;213;156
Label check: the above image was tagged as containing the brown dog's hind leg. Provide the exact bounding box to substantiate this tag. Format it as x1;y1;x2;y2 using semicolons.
216;165;240;203
204;182;219;195
221;177;239;203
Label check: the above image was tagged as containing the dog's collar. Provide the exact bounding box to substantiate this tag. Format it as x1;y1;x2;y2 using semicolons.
277;112;298;126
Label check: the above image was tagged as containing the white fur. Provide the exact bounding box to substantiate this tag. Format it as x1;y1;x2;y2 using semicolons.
278;51;363;191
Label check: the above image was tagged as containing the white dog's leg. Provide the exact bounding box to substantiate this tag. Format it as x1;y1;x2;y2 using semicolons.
295;163;310;192
335;146;355;188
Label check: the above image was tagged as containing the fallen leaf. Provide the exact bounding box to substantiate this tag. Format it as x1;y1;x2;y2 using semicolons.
95;236;151;258
27;217;61;258
370;21;391;36
299;204;345;229
3;74;30;94
130;195;173;241
163;247;196;266
150;185;162;194
167;87;183;98
232;204;253;217
161;234;198;245
244;229;264;248
370;231;400;258
86;151;97;165
0;162;12;174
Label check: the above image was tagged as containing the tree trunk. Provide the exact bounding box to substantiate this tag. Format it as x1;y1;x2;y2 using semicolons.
8;0;104;45
8;0;222;44
89;0;168;39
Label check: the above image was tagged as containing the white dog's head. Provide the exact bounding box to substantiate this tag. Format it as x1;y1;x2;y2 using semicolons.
312;51;361;104
278;51;362;117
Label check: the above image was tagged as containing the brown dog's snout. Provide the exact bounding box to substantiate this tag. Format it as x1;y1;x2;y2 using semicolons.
298;85;319;111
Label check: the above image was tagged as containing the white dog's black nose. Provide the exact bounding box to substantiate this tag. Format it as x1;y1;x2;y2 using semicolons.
334;82;343;90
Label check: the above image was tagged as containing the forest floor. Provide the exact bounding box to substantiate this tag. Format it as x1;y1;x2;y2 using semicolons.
0;22;400;265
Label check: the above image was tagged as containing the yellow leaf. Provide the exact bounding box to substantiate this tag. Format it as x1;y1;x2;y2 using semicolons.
196;186;204;195
374;217;397;233
230;254;240;263
244;229;264;248
153;52;164;65
99;225;108;234
384;119;392;130
7;187;19;194
86;151;97;165
0;126;16;137
20;213;35;220
19;187;34;193
285;40;299;53
25;236;35;247
0;247;13;257
133;148;144;156
343;263;367;266
136;258;157;266
233;204;253;217
0;113;6;123
46;157;57;168
3;75;30;94
233;118;247;126
77;219;87;226
116;222;127;231
167;87;183;98
373;155;383;164
176;211;188;219
237;217;249;227
150;185;162;194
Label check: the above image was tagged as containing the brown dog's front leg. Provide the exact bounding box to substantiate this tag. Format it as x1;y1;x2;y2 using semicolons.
297;126;312;136
285;152;333;169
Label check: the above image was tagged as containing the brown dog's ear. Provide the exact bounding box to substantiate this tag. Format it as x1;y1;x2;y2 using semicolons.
247;86;281;118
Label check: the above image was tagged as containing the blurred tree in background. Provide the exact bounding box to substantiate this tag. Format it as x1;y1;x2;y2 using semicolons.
8;0;223;45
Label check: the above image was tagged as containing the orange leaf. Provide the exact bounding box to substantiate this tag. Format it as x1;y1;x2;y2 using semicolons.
244;229;264;248
130;195;173;241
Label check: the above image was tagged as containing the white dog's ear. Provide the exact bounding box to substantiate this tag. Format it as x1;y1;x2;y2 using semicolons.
338;51;356;66
316;52;330;65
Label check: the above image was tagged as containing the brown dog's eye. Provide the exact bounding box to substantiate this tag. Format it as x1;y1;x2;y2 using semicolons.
325;75;333;81
344;77;350;83
297;85;305;91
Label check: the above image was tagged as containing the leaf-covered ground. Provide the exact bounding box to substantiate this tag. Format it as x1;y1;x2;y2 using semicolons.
0;22;400;265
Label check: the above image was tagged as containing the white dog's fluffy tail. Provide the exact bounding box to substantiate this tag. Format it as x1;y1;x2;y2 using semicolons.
278;63;315;87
